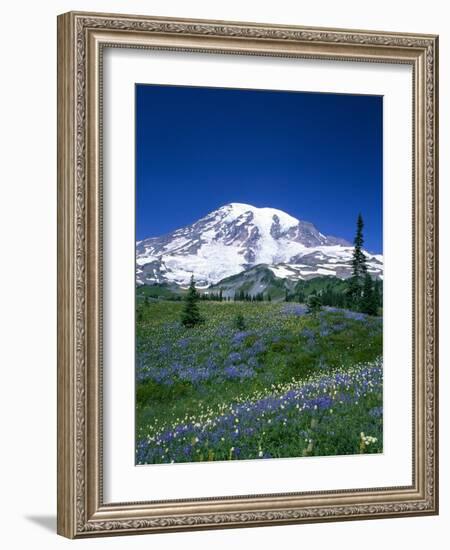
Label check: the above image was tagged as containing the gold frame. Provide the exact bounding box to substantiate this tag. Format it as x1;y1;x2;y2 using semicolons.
57;11;439;538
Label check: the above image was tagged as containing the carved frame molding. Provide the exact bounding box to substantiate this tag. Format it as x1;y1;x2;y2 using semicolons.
57;11;438;538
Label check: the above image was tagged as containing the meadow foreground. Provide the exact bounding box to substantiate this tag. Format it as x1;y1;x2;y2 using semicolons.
136;301;383;464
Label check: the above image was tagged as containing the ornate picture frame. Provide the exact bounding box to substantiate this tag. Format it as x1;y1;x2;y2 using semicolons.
57;11;439;538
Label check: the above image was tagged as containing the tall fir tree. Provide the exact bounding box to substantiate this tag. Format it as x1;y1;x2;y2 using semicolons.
306;293;322;314
181;274;204;327
352;213;368;277
234;312;246;330
347;213;368;310
360;273;378;315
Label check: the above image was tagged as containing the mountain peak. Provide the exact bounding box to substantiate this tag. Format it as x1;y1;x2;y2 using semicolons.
136;203;380;287
216;202;300;230
220;202;254;210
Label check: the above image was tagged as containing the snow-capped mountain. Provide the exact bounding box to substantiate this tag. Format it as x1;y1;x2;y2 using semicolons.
136;203;383;287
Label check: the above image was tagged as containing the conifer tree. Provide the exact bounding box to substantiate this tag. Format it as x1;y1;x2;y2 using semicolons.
181;275;204;327
352;213;367;278
347;213;368;309
361;273;379;315
307;293;322;314
234;312;246;330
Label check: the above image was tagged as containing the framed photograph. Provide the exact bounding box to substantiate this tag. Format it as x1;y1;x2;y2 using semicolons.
57;11;439;538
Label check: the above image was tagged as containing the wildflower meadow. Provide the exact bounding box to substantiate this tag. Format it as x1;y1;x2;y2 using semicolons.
135;299;383;464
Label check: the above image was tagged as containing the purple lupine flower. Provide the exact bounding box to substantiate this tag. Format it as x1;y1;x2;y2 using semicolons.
178;338;190;349
369;406;383;418
282;304;309;317
232;331;252;346
227;351;242;364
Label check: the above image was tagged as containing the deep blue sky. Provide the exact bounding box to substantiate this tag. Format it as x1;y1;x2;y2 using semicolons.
136;84;382;253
